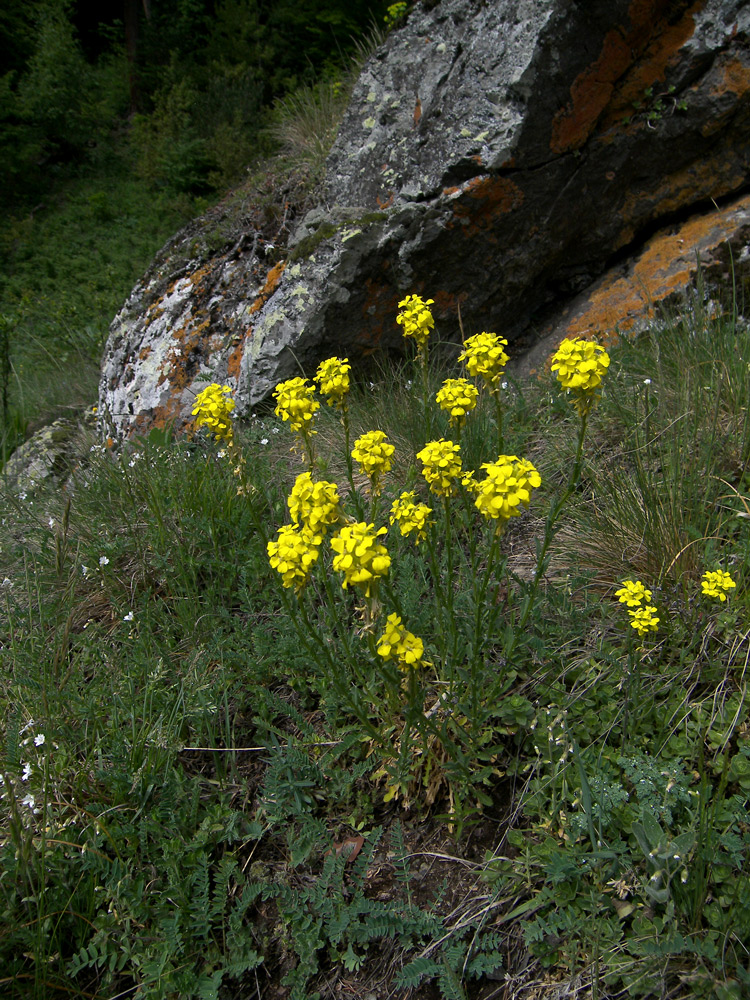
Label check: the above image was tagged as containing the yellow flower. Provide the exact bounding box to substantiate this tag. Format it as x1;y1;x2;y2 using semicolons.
701;569;736;602
389;491;432;543
351;430;395;496
396;294;435;353
436;377;479;428
315;356;351;409
287;472;341;536
377;613;425;669
273;377;320;433
628;605;660;636
417;439;462;497
267;524;321;592
191;383;235;443
457;332;509;387
615;579;652;607
330;522;391;596
473;455;541;521
550;337;610;415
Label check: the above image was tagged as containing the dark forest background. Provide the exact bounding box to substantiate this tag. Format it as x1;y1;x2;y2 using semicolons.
0;0;388;461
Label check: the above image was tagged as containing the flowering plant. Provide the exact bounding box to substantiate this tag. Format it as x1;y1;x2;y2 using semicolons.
267;524;322;592
416;438;462;497
389;491;432;543
315;356;351;410
377;613;426;669
351;430;395;497
701;569;736;601
396;294;435;356
273;377;319;434
473;455;541;522
330;522;391;597
551;337;610;416
436;377;479;429
192;383;235;444
287;472;341;536
458;332;509;388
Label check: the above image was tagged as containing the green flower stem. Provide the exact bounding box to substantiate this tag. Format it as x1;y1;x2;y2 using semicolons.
492;387;504;455
342;408;365;521
517;409;589;634
469;520;504;723
442;496;459;672
424;526;449;670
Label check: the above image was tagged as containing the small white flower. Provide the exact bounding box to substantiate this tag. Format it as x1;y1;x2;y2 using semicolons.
48;517;55;529
1;577;12;589
22;762;32;781
260;438;269;446
271;427;280;434
123;611;134;622
21;793;35;810
501;381;508;390
81;565;89;577
405;380;412;390
18;492;27;501
34;733;45;747
128;459;136;467
643;378;652;385
99;556;109;567
217;449;227;459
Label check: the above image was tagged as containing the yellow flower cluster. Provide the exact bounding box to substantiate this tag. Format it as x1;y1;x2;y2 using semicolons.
396;294;435;352
191;383;235;443
551;337;610;415
473;455;541;521
616;578;659;636
330;522;391;596
315;356;351;409
273;377;320;433
701;569;736;602
436;377;479;428
377;613;425;669
458;331;509;387
351;430;395;496
417;438;462;497
267;524;322;592
389;491;432;543
288;472;341;536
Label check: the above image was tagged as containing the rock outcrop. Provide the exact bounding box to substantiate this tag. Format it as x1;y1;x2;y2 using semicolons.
100;0;750;440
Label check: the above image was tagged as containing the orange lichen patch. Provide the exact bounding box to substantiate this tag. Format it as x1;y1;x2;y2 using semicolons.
451;176;524;235
377;191;395;208
552;1;703;152
599;1;703;131
226;338;246;381
551;29;632;153
709;53;750;98
431;289;469;316
188;263;214;289
414;98;422;125
442;186;461;197
138;346;152;362
145;305;165;328
358;280;402;349
619;154;747;233
544;194;750;345
248;260;287;316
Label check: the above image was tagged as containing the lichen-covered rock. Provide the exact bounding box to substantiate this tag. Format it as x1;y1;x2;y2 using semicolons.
2;419;79;495
100;0;750;439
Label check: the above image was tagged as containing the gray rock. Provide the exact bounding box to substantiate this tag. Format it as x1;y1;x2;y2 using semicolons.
100;0;750;439
2;419;79;495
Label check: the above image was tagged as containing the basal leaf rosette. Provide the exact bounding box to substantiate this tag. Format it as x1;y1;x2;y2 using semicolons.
273;377;320;433
701;569;736;602
389;491;432;544
396;294;435;355
474;455;541;521
330;522;391;597
417;439;462;497
377;613;426;670
436;377;479;429
550;337;610;416
457;332;509;388
351;430;395;496
288;472;341;536
267;524;322;592
192;383;235;444
315;356;351;410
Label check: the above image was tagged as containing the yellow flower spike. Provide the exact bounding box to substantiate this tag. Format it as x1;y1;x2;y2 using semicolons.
436;377;479;429
351;430;395;496
615;579;652;607
473;455;541;521
377;613;425;670
315;356;351;409
701;569;736;602
457;331;510;387
330;522;391;597
389;491;433;543
628;605;660;636
396;294;435;353
416;438;462;497
550;337;610;416
191;383;235;444
273;377;320;433
267;524;322;592
287;472;341;536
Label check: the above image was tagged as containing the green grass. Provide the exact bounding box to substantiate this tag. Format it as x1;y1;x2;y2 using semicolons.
1;294;748;999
